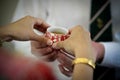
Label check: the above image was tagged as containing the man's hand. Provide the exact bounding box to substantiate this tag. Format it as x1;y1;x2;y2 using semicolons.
53;25;96;61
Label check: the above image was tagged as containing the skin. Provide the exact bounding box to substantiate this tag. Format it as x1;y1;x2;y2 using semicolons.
56;41;105;77
53;26;97;80
0;16;52;45
1;15;103;80
31;27;105;77
0;16;59;80
31;25;100;80
31;41;57;61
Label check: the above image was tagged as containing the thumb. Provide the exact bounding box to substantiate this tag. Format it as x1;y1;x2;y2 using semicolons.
31;34;53;46
52;41;65;49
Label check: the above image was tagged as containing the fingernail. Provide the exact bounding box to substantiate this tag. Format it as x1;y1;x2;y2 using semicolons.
52;43;56;48
47;39;53;46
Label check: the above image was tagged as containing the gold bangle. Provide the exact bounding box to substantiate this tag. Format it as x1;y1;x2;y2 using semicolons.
72;58;95;69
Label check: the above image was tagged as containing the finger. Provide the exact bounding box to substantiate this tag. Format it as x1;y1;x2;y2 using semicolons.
32;47;53;56
57;52;73;71
58;60;73;72
58;51;73;65
38;47;53;56
36;18;50;28
34;18;50;33
58;64;72;77
43;51;58;61
31;41;46;48
52;41;65;49
31;34;53;46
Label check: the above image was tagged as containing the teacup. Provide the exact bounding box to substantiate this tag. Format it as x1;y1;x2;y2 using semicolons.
45;27;69;43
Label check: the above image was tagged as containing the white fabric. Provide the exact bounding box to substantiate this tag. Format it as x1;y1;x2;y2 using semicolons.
101;42;120;68
12;0;90;30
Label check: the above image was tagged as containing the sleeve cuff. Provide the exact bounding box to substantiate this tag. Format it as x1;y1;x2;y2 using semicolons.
100;42;120;68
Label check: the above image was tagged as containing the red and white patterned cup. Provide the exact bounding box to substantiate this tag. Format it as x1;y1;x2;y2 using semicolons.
45;27;75;58
45;27;69;43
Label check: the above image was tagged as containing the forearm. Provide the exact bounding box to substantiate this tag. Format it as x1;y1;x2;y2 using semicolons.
0;27;7;38
72;49;95;80
73;45;96;80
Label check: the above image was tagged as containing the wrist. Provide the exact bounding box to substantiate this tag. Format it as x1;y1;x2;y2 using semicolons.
96;43;105;63
74;48;96;62
73;58;96;69
0;25;12;41
92;42;105;63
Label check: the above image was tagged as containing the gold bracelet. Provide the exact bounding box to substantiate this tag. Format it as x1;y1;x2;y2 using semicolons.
72;58;95;69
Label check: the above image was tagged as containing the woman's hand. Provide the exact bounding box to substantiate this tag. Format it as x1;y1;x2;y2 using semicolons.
0;16;50;44
31;41;57;61
57;51;73;77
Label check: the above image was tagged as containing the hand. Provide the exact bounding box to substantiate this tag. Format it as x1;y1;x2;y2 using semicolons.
31;41;73;76
57;41;104;77
31;40;58;61
57;51;73;77
0;16;50;44
53;25;96;61
53;25;97;80
57;39;105;77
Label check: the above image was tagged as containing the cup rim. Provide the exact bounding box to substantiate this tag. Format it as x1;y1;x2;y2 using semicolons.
47;27;68;34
